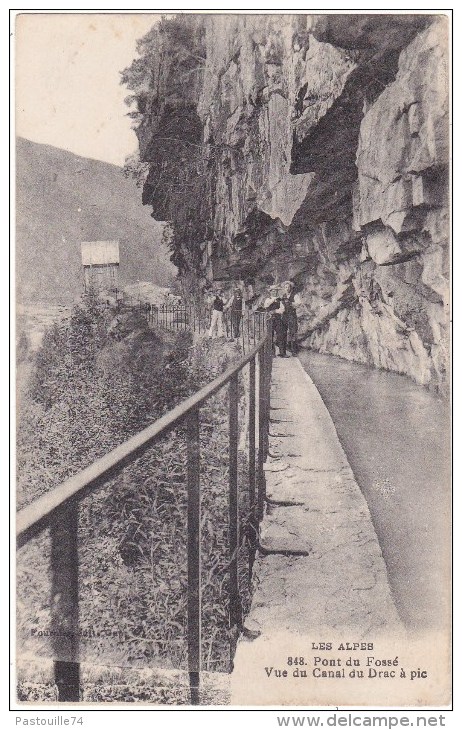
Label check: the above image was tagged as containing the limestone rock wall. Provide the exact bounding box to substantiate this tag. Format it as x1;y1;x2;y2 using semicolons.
304;20;449;393
201;16;449;393
136;14;449;393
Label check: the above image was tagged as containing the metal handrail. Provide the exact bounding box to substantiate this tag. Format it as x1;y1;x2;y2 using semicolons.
16;318;273;704
17;338;265;545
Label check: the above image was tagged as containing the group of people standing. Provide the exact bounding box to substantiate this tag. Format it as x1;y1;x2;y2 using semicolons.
260;281;301;356
207;281;301;356
208;287;244;339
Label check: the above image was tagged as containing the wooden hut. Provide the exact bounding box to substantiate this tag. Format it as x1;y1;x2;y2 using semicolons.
81;240;119;295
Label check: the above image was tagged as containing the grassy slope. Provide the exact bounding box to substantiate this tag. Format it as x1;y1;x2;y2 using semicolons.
17;306;250;702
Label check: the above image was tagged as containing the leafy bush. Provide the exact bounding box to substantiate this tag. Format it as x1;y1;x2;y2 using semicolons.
17;299;253;699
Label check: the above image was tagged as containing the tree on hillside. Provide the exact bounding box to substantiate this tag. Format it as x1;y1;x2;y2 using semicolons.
121;15;216;276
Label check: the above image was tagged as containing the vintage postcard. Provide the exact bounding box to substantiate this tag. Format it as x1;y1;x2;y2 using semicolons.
14;10;451;709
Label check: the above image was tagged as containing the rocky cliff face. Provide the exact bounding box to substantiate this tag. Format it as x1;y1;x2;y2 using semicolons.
130;14;449;393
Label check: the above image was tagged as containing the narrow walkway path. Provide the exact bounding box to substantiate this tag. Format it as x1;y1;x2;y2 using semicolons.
231;357;403;705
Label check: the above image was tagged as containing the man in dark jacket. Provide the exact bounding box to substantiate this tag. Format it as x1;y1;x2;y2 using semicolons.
282;281;302;354
226;287;245;339
263;285;287;356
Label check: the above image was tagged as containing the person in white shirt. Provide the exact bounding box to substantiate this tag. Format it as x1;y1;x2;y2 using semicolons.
208;289;227;338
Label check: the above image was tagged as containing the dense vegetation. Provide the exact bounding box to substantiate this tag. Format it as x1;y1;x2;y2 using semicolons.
17;298;252;702
121;17;218;276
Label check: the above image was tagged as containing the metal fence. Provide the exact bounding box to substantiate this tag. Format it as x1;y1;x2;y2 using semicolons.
145;304;268;352
16;317;273;704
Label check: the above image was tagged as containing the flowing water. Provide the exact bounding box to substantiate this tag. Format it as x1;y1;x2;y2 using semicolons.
298;350;451;632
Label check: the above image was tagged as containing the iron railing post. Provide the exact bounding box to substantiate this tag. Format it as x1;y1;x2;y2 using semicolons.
248;358;257;571
264;319;272;460
187;408;201;704
228;373;242;639
257;350;266;521
257;318;273;521
50;503;80;702
17;331;273;704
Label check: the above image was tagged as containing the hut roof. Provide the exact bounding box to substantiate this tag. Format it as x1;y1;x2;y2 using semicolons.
81;241;119;266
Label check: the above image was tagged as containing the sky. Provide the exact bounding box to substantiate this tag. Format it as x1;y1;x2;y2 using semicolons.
15;13;159;166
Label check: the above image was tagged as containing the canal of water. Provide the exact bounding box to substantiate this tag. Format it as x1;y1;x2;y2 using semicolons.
298;350;451;633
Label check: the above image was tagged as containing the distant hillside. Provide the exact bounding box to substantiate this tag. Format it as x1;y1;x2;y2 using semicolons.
16;137;176;303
